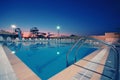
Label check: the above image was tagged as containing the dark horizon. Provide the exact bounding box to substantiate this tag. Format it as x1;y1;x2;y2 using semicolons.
0;0;120;36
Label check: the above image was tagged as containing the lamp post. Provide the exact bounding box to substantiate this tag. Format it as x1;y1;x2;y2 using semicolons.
11;24;16;33
11;24;16;40
56;26;60;38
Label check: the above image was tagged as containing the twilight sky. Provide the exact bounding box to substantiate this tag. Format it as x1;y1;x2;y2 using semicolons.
0;0;120;35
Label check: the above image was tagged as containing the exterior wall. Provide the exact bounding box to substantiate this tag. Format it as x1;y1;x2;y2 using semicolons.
105;33;120;38
91;32;120;43
105;33;120;43
91;35;105;41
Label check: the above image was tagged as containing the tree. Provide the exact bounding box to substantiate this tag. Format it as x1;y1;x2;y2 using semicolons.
47;32;54;39
37;32;46;38
69;34;80;39
30;27;39;38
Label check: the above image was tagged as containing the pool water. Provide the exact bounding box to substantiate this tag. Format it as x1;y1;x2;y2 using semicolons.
7;41;97;80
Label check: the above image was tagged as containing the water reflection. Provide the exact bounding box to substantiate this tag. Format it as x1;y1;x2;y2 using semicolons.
57;51;60;55
6;42;22;51
5;41;74;52
11;51;15;54
29;43;46;50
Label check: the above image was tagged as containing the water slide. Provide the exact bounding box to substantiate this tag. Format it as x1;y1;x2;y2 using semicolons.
15;28;22;40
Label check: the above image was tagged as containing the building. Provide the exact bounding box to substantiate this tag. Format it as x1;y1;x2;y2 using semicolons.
91;32;120;43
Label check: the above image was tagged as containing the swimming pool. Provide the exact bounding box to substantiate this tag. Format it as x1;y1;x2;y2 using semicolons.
7;41;97;80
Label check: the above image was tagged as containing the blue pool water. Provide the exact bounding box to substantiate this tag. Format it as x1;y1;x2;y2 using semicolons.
7;41;97;80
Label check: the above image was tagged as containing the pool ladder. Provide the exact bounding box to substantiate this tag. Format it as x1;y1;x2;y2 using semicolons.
66;37;86;66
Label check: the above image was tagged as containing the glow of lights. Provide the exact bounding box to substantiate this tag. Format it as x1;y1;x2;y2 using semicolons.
56;26;60;30
57;51;60;55
11;25;16;29
11;51;15;54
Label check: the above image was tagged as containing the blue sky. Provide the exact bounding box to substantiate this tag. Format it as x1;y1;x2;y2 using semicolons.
0;0;120;35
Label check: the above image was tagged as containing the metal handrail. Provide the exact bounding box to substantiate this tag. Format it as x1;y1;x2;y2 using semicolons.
66;36;119;80
66;37;84;66
85;37;119;80
87;37;119;80
111;46;119;80
74;39;86;62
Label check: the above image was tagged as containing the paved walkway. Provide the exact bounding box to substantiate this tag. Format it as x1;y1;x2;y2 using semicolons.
3;46;40;80
49;47;110;80
100;45;120;80
72;48;110;80
0;45;17;80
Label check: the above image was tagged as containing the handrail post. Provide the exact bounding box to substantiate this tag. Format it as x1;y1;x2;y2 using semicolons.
74;39;86;62
111;46;119;80
66;38;83;67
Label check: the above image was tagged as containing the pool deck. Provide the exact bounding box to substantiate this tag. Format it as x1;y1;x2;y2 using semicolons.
0;45;17;80
0;45;40;80
49;47;112;80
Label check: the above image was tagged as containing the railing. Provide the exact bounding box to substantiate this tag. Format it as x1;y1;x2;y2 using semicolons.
66;36;119;80
87;37;119;80
66;37;86;66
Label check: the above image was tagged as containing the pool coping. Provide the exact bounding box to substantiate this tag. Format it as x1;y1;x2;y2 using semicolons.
0;45;17;80
2;45;41;80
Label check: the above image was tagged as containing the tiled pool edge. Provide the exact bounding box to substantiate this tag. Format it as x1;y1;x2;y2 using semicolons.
2;45;41;80
49;47;109;80
0;45;17;80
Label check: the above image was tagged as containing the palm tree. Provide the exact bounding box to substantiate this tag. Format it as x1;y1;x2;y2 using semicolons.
37;32;46;38
47;32;54;39
30;27;39;38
